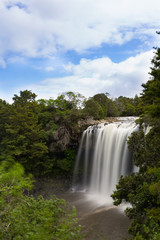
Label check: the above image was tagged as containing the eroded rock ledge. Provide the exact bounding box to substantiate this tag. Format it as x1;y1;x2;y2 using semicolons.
77;117;119;128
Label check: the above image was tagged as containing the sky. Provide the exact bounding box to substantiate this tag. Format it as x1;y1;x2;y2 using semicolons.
0;0;160;103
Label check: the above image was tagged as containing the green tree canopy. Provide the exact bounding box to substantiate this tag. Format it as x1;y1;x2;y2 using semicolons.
112;36;160;239
141;47;160;127
13;90;37;105
0;90;48;174
0;160;82;240
93;93;108;116
83;98;104;119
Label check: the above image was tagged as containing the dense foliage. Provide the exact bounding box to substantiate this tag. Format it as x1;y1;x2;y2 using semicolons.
112;41;160;239
0;88;139;177
0;160;82;240
0;88;140;238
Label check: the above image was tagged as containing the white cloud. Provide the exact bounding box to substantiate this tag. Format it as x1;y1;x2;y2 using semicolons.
0;57;6;68
45;66;54;72
0;0;160;60
8;56;25;64
19;50;154;100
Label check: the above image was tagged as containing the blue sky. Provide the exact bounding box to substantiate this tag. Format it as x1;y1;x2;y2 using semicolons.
0;0;160;102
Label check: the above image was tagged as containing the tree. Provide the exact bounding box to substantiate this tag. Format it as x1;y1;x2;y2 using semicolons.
107;98;119;117
112;39;160;239
13;90;37;105
0;90;48;174
141;46;160;127
133;94;143;116
114;96;136;116
36;92;86;176
0;99;10;143
52;92;84;125
93;93;108;117
0;160;82;240
83;98;104;119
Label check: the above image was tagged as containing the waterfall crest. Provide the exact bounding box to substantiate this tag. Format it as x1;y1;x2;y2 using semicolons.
73;117;138;201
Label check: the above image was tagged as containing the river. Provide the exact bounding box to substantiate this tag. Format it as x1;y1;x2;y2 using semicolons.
58;191;131;240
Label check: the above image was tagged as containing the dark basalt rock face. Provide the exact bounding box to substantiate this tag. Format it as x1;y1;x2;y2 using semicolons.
49;126;71;153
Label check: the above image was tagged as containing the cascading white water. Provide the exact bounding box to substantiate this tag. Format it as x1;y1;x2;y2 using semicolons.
73;117;139;202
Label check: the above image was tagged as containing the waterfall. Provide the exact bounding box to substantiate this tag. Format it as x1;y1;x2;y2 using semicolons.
73;117;139;202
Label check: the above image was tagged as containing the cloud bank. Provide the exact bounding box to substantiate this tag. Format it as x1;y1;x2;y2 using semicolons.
21;50;154;100
0;0;159;102
0;0;160;64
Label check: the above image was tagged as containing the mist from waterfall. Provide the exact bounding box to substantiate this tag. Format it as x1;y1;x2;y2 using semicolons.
73;117;139;203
